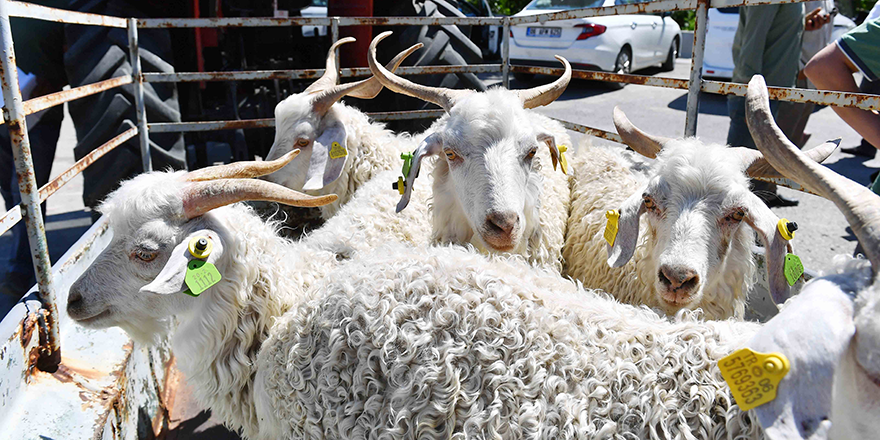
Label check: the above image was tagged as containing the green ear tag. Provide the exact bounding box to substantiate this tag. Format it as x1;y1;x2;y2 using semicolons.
329;141;348;159
184;259;222;297
401;152;414;178
783;253;804;286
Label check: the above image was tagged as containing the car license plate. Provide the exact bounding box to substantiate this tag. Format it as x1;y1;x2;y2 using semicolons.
526;27;562;38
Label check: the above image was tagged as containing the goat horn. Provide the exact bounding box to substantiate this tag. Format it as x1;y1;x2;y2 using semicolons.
612;106;671;158
310;40;424;115
368;31;473;112
731;139;840;179
303;37;355;95
182;179;337;219
516;56;572;109
746;74;880;274
182;150;300;182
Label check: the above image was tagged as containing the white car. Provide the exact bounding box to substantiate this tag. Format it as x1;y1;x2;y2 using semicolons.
702;7;856;80
509;0;682;84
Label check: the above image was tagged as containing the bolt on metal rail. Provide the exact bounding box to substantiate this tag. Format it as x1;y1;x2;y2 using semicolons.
0;0;877;372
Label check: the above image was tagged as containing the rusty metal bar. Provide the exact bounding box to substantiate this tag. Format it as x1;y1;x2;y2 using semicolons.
0;204;22;237
0;0;60;370
685;0;709;136
137;16;504;29
149;118;275;133
552;118;624;144
703;80;880;112
8;1;127;28
330;17;339;48
510;65;689;89
367;109;446;121
22;75;132;117
128;18;151;172
502;17;510;89
38;127;138;202
143;64;503;83
510;0;698;24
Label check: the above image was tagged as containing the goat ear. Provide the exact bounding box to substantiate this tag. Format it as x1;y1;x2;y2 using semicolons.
140;229;224;295
537;132;561;172
397;133;442;213
747;284;855;439
742;192;792;304
302;123;348;191
607;187;646;267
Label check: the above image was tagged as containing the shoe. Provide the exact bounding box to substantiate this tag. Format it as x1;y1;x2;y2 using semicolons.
841;142;877;158
759;193;800;208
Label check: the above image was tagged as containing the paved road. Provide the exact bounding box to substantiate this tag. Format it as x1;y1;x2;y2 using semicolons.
2;58;876;287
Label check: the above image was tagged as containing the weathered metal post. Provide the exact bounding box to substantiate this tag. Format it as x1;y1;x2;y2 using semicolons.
0;0;60;370
128;17;152;172
502;16;510;89
331;17;339;47
684;0;709;136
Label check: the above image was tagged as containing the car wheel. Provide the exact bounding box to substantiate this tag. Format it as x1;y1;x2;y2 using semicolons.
513;72;535;83
608;47;632;90
660;37;678;72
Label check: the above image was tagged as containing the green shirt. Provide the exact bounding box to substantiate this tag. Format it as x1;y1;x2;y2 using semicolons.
731;3;804;87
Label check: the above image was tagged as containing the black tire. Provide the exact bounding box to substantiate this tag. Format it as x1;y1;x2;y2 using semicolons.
607;46;632;90
660;37;678;72
63;0;186;210
513;72;536;83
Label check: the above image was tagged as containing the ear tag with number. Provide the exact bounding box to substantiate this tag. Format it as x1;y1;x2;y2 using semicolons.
558;144;569;174
184;237;222;297
719;347;790;411
783;253;804;286
604;209;620;247
393;152;415;194
328;141;347;159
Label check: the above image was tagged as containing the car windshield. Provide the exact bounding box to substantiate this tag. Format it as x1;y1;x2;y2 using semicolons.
525;0;604;10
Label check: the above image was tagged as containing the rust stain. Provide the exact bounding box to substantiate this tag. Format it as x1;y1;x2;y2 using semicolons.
23;76;132;117
20;312;38;348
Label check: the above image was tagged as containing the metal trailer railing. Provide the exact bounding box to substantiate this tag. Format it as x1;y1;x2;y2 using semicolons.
1;0;878;378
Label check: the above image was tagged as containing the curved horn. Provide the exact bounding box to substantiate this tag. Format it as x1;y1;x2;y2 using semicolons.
730;139;840;178
746;74;880;273
183;150;300;182
182;179;338;219
368;31;473;112
303;37;356;95
516;56;572;109
310;41;425;115
612;106;672;159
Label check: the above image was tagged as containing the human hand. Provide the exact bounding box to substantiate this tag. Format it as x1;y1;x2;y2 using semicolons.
804;7;831;31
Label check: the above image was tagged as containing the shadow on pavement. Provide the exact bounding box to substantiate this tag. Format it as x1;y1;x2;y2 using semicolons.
667;92;729;116
825;155;878;186
0;209;93;262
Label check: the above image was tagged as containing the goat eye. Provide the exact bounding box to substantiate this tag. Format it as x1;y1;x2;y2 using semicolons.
445;150;457;161
134;249;158;262
525;149;537;160
295;139;310;147
730;210;745;222
643;196;655;209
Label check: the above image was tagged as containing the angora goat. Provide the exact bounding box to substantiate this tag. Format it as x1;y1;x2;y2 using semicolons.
744;75;880;440
262;37;425;218
368;31;571;270
66;143;877;439
562;107;836;320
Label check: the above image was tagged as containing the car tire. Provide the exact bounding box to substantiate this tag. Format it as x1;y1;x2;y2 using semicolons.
608;47;632;90
513;72;535;83
660;37;678;72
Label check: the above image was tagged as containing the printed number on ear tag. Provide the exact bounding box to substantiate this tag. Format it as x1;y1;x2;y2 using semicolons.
329;141;347;159
604;209;620;247
184;259;222;297
558;144;569;175
719;348;790;411
783;253;804;286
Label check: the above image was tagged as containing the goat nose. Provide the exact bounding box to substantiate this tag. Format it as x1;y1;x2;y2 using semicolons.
658;265;699;291
67;285;83;309
485;211;518;237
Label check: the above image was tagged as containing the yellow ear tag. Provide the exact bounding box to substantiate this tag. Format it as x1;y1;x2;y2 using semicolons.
328;141;347;159
184;237;221;297
604;209;620;247
719;348;790;411
777;218;798;241
394;176;406;195
558;144;569;174
783;253;804;286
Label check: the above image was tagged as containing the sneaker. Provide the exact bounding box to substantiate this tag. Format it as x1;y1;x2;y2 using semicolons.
759;193;800;208
841;142;877;158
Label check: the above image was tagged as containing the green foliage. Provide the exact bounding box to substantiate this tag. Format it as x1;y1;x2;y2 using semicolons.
671;10;696;30
487;0;533;15
854;0;876;15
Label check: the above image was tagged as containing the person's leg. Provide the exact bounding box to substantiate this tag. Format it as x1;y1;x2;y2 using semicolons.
804;43;880;150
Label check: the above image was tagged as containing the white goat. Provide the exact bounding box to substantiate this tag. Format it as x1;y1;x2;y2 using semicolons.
562;107;836;320
745;75;880;439
262;37;423;218
368;31;572;270
66;138;877;438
